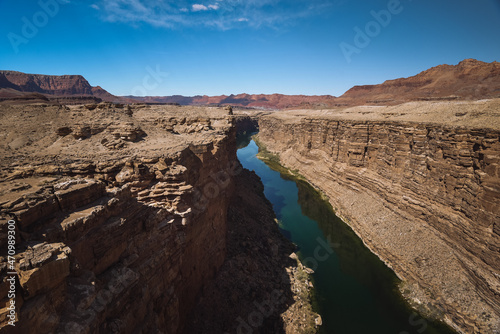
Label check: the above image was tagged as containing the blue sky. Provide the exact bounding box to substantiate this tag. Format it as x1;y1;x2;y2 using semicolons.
0;0;499;96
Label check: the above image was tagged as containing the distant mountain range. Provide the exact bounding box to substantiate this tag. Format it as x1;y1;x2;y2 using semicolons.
1;59;499;108
125;93;338;109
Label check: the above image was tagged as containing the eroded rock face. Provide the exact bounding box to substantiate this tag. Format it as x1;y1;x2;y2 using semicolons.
256;100;500;334
0;104;238;333
339;59;500;105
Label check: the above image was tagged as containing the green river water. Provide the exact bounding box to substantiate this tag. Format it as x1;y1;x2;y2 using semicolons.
236;138;456;334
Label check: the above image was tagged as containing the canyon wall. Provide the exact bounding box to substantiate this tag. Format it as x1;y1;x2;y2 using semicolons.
256;100;500;334
0;105;238;333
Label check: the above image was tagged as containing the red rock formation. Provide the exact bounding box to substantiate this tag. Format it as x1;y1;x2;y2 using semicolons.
338;59;500;105
0;71;94;96
0;71;135;104
256;100;500;333
131;93;337;109
131;59;500;108
2;58;499;108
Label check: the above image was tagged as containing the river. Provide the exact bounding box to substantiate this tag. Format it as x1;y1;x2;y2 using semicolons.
237;138;456;334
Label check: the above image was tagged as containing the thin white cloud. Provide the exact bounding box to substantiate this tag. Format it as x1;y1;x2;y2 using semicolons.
90;4;100;10
94;0;334;30
192;4;208;11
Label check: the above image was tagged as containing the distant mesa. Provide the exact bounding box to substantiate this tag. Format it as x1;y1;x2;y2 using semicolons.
0;70;136;105
1;59;499;108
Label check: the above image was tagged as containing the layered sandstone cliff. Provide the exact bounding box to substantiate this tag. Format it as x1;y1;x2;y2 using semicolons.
0;71;94;96
255;99;500;334
0;104;238;333
0;71;134;104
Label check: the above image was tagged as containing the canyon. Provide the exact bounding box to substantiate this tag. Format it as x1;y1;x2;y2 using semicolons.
0;58;498;334
0;103;317;333
254;99;500;333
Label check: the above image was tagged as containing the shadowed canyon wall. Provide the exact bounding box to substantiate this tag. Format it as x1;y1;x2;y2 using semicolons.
0;106;239;333
256;103;500;334
0;142;236;334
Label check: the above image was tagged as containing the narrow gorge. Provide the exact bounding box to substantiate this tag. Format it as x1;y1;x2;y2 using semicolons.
0;99;498;334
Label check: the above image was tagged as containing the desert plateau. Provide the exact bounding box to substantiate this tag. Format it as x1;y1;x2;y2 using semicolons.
0;1;499;334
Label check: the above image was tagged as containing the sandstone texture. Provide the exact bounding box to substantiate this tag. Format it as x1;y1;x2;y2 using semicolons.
0;102;318;333
0;71;94;96
0;103;237;333
255;98;500;334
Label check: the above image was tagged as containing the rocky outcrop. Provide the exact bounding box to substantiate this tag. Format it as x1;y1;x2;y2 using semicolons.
0;104;238;333
256;99;500;333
